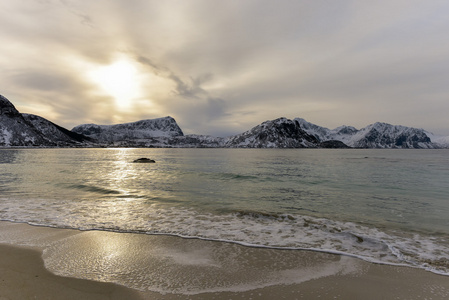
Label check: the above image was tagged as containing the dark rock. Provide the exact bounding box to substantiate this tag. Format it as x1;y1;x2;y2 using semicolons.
133;158;156;163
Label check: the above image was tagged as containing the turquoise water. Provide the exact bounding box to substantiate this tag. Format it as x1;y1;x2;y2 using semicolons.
0;148;448;274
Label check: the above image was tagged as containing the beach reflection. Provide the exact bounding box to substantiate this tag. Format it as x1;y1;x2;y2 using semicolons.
42;229;350;294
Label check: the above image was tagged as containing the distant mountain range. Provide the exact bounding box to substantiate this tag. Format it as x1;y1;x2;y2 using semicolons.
1;94;448;148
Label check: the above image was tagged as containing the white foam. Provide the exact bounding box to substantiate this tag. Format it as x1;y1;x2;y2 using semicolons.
1;197;448;276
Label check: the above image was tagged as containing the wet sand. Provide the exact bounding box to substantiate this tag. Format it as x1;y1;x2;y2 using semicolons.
0;221;448;299
0;244;144;300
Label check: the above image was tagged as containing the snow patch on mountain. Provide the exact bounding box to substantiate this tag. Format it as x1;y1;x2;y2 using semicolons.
1;128;13;145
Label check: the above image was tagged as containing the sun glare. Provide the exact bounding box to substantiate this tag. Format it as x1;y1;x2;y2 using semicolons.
88;59;142;109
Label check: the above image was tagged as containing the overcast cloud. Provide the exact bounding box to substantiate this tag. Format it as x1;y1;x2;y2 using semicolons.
1;0;449;136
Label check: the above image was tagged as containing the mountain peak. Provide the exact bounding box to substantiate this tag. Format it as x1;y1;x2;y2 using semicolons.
0;95;92;147
0;95;20;117
225;117;319;148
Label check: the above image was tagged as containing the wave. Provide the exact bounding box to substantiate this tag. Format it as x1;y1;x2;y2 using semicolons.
196;171;281;183
202;172;260;181
66;184;122;195
1;198;448;276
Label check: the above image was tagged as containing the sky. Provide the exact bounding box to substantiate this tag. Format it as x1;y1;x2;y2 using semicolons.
1;0;449;137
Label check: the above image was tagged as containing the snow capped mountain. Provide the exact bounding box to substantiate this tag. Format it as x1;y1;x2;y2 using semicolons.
224;117;319;148
175;134;225;148
72;117;321;148
0;95;91;147
2;93;449;149
72;117;184;144
0;95;21;118
294;118;357;144
424;131;449;148
348;122;433;148
0;95;49;146
294;118;332;141
23;114;92;146
433;136;449;148
296;118;440;149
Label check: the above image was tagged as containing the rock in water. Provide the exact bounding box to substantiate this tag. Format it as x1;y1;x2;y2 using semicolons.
133;158;156;163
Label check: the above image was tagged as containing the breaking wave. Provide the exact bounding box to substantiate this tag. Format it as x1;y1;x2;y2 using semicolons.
1;198;448;276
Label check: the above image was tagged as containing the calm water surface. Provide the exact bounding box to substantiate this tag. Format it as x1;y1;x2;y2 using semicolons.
0;148;448;274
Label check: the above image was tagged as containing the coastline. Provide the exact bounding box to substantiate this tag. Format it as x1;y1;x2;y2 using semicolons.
0;221;448;299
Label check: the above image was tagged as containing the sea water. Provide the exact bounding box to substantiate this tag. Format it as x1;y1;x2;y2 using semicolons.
0;148;448;275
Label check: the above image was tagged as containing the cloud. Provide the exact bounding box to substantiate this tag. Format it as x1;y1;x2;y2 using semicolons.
136;55;210;99
59;0;95;27
135;53;230;133
11;71;73;92
1;0;449;135
206;98;227;121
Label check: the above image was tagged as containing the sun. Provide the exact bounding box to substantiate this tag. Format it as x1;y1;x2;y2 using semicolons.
88;59;142;109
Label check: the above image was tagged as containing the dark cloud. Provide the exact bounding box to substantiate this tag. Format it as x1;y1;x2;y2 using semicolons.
137;55;210;99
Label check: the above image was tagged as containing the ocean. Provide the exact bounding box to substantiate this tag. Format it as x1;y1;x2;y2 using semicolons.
0;148;448;275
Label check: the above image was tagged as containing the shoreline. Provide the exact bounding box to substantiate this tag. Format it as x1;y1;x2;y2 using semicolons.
1;221;449;299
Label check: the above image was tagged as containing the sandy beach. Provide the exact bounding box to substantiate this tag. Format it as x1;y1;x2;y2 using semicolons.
0;221;448;300
0;244;143;300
